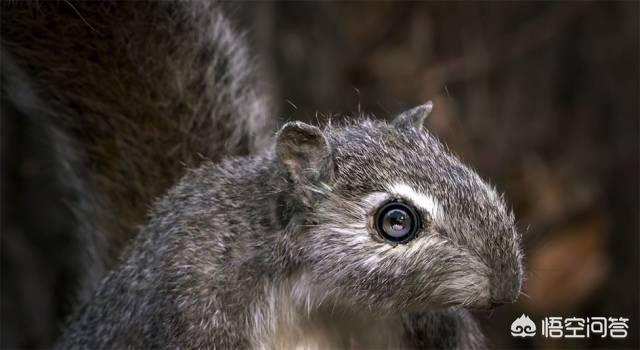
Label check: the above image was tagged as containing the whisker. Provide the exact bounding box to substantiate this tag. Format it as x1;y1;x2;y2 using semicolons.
63;0;101;35
519;291;532;300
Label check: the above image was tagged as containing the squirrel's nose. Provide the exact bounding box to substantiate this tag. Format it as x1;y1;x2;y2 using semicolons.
489;266;523;306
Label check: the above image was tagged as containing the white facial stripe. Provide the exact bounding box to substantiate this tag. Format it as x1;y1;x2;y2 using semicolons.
386;183;444;221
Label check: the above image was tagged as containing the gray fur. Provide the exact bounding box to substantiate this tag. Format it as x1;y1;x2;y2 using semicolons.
58;117;522;349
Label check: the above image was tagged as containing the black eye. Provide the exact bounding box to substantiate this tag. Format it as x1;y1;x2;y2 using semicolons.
375;201;421;243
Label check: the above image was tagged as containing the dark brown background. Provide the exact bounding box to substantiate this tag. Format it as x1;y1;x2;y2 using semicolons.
2;1;638;349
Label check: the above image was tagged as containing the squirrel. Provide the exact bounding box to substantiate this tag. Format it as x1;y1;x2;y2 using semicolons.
1;1;523;349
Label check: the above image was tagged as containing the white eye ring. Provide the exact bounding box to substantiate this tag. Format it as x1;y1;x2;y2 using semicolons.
387;183;443;222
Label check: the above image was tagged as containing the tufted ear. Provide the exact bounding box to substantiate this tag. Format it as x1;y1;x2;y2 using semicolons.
392;101;433;130
276;121;333;193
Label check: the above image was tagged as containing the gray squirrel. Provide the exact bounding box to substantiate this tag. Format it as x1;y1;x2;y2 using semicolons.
1;1;523;349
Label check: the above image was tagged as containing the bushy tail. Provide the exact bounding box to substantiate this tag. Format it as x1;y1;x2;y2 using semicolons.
1;0;271;345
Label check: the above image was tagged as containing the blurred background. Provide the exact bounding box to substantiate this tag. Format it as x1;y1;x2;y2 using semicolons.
2;1;638;349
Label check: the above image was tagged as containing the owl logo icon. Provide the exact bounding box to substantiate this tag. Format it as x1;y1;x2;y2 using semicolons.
511;314;537;337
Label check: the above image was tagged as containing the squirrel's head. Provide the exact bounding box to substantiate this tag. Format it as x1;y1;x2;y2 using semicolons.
275;102;523;313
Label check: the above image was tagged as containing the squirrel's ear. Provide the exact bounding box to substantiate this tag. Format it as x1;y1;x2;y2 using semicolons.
392;101;433;130
276;121;333;188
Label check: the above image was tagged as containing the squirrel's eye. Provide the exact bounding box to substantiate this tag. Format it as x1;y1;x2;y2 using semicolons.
375;201;421;243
